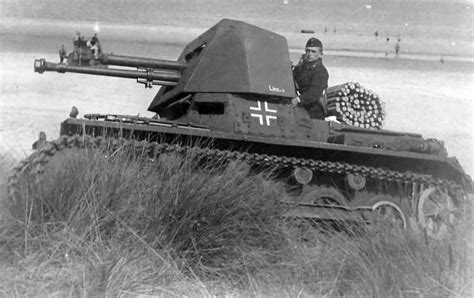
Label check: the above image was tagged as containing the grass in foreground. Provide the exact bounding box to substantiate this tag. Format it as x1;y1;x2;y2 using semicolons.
0;148;472;296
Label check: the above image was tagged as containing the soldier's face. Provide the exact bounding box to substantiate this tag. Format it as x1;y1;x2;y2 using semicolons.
305;47;322;62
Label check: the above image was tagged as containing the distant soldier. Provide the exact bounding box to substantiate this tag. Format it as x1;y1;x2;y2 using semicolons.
59;45;67;63
374;31;379;40
80;35;87;47
73;31;81;51
395;41;401;58
32;132;47;150
91;33;99;45
89;33;100;59
73;31;82;61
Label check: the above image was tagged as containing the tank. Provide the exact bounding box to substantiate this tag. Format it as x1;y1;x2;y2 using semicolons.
11;19;472;239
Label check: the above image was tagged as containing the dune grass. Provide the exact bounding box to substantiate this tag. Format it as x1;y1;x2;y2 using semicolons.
0;148;472;296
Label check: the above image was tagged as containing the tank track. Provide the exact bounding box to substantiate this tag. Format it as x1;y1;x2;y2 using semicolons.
7;134;468;204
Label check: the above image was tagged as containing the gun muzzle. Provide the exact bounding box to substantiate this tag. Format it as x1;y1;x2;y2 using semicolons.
34;59;48;73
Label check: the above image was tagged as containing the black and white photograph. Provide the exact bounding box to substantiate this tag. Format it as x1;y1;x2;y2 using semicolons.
1;0;472;296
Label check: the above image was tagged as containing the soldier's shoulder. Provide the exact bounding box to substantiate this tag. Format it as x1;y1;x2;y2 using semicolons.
316;61;328;73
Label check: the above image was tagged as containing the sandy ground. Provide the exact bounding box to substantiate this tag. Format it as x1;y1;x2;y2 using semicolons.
4;0;472;56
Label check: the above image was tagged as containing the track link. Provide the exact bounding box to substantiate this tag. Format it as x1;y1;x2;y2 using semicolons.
7;135;469;206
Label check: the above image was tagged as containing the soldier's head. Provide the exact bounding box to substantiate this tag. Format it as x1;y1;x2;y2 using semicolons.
305;37;323;62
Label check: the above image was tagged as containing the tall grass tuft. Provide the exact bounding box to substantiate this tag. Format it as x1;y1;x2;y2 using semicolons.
0;146;288;295
280;219;472;296
0;146;471;296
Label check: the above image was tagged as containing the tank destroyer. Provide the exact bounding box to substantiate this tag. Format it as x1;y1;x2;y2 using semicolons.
10;19;472;239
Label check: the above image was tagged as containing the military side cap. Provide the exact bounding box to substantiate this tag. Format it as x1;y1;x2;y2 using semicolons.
306;37;323;49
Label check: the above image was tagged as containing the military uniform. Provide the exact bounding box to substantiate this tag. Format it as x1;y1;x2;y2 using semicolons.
59;46;67;63
293;58;328;119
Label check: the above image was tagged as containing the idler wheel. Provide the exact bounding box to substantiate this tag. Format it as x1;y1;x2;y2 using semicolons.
293;167;313;184
417;187;458;240
346;173;366;190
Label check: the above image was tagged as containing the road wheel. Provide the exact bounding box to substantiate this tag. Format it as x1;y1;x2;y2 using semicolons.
417;187;458;240
300;185;347;207
371;199;407;230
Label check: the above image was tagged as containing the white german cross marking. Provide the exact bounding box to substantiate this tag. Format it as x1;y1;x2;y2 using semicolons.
249;101;277;126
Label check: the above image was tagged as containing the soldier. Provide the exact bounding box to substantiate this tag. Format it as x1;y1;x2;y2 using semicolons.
59;45;67;63
73;31;81;51
73;31;82;61
290;37;329;119
395;41;401;58
90;33;102;58
90;42;99;59
91;33;99;45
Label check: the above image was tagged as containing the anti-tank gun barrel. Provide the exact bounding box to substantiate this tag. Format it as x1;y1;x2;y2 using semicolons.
34;58;182;87
99;54;186;71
